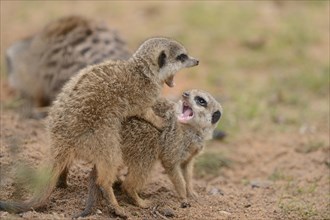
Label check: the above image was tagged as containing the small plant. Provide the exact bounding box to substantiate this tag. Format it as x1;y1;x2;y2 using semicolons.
14;163;52;196
194;152;231;178
295;140;325;154
269;168;293;182
278;198;318;219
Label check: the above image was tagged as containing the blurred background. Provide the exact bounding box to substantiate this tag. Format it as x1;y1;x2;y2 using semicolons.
0;1;329;219
1;1;329;136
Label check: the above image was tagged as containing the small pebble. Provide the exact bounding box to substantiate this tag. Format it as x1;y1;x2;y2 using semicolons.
250;180;272;189
180;202;191;208
131;211;139;216
160;207;175;217
219;210;231;216
208;187;224;196
96;209;102;214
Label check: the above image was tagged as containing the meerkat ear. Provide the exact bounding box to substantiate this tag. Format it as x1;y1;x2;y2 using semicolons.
211;110;221;124
158;50;166;68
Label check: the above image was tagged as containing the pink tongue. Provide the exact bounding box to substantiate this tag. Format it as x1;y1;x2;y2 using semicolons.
183;107;193;117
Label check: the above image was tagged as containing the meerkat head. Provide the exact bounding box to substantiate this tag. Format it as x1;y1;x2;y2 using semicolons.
133;37;199;87
175;89;222;140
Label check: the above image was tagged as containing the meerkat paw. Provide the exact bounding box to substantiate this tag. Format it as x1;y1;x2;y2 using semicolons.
136;199;152;209
180;200;191;208
151;115;165;129
141;108;165;130
112;206;128;219
187;190;198;200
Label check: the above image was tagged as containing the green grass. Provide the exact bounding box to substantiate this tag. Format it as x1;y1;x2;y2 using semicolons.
278;198;318;220
194;152;231;178
295;140;326;154
295;183;317;195
277;179;326;219
277;179;324;219
269;168;293;182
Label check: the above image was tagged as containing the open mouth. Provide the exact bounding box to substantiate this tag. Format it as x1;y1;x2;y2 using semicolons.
178;101;194;123
165;75;175;87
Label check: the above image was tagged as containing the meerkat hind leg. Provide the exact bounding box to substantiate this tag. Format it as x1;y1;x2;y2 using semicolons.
122;168;151;208
124;187;151;209
95;160;127;218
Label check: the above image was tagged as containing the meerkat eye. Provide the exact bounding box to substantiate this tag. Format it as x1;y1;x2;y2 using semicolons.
176;53;188;62
194;96;207;107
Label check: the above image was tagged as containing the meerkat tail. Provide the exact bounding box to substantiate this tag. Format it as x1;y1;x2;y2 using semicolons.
0;158;70;213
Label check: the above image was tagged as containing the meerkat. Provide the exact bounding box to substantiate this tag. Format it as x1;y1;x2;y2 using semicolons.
74;89;222;217
0;37;199;217
6;15;131;110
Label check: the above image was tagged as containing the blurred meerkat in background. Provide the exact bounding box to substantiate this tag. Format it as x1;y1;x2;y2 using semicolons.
5;15;131;117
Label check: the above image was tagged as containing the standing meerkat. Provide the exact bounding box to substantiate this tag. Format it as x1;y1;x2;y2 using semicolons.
6;15;131;109
76;89;222;217
0;37;199;217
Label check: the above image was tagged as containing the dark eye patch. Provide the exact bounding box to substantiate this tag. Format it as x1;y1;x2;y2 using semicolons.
211;110;221;124
176;53;188;62
158;50;166;68
194;96;207;107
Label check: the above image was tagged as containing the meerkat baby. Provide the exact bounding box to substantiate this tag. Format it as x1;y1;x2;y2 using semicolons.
6;15;131;109
0;37;199;217
76;89;222;217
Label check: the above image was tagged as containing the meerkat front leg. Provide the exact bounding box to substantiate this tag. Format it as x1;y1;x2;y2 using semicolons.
164;164;189;207
139;107;164;129
182;159;198;200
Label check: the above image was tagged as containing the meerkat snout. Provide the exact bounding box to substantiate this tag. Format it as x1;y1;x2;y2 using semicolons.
133;37;198;88
180;54;199;67
163;53;199;87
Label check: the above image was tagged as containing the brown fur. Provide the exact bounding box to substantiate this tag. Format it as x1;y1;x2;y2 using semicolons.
0;38;198;217
76;89;222;217
6;15;131;109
